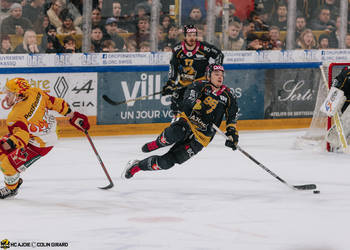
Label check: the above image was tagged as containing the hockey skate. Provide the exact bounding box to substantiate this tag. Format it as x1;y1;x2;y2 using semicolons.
122;160;141;179
0;178;23;199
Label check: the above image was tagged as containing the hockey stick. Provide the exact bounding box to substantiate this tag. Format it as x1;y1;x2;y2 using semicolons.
102;91;164;106
212;124;317;191
102;86;185;106
319;65;349;152
83;129;114;190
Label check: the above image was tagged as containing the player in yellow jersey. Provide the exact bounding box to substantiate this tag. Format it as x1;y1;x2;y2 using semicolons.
0;77;90;199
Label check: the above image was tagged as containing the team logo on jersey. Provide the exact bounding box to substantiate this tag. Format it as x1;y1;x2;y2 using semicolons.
186;52;193;57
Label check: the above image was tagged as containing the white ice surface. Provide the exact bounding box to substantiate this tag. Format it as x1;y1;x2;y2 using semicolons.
1;129;350;250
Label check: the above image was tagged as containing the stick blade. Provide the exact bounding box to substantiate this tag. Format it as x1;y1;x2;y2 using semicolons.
102;95;123;105
293;184;317;190
98;182;114;190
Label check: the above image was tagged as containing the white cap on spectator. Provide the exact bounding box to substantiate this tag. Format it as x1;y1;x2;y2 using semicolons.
9;3;22;12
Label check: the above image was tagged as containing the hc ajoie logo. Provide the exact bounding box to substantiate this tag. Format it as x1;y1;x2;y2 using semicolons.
1;239;10;249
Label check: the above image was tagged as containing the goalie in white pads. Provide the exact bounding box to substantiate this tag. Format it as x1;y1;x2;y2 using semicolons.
320;67;350;151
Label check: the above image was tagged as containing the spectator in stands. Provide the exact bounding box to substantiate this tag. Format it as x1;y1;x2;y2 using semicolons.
57;13;82;36
160;24;179;49
134;2;151;19
41;24;63;53
1;3;33;35
268;26;283;50
242;20;255;40
345;33;350;49
222;21;244;50
295;15;307;41
271;3;287;30
250;10;269;31
101;39;117;52
296;28;317;49
46;0;64;29
128;15;150;50
310;7;335;32
0;35;12;54
245;33;263;50
160;14;173;33
13;29;42;53
318;33;331;49
91;7;107;35
111;0;133;33
90;25;104;52
0;0;12;15
104;17;126;51
184;6;205;26
66;0;82;27
139;41;151;52
22;0;45;24
33;14;49;34
329;16;341;48
126;38;137;52
63;35;80;53
322;0;339;21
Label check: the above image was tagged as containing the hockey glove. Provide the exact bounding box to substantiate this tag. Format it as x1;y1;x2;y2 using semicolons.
69;112;90;132
162;80;176;96
0;135;16;155
225;127;239;151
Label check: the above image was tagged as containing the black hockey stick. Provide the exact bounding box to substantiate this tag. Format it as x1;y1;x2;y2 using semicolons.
212;124;317;191
83;129;114;190
102;91;164;106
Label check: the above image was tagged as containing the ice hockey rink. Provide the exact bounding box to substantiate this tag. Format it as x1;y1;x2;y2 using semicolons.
1;129;350;250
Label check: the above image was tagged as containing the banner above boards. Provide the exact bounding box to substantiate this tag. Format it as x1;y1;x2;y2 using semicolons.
0;50;348;69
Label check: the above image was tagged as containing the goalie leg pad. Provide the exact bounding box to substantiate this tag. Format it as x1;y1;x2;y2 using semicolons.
320;87;346;116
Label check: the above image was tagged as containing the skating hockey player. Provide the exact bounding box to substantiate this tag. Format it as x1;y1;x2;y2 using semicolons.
321;66;350;150
123;64;239;179
162;24;224;115
0;78;90;199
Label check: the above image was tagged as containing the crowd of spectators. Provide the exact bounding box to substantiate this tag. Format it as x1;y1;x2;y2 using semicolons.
0;0;349;54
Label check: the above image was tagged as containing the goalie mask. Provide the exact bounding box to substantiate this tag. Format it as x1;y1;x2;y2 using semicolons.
2;78;30;110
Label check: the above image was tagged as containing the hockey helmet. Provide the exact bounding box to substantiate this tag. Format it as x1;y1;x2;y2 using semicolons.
5;78;30;95
206;64;225;79
183;24;198;36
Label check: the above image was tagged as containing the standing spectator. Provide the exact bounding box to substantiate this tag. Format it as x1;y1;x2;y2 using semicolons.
128;16;150;50
104;17;125;51
13;29;42;53
222;21;244;50
111;0;133;32
0;35;13;54
41;24;63;53
90;25;104;52
57;13;82;36
296;28;317;49
318;33;331;49
322;0;339;21
184;6;205;26
295;15;307;41
91;7;107;35
46;0;65;29
22;0;45;25
1;3;33;35
271;3;288;31
310;7;335;32
62;35;80;53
